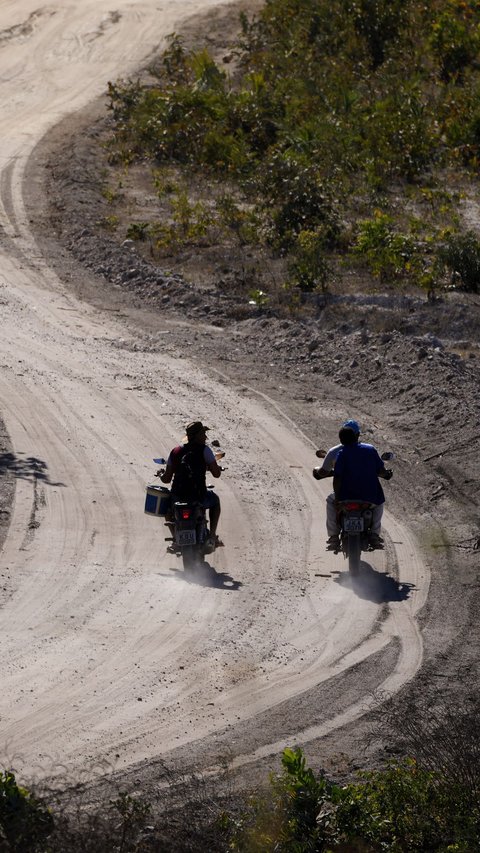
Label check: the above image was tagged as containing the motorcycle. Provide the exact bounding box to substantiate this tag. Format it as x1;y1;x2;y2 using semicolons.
337;500;377;576
313;449;394;576
144;449;225;572
169;496;212;570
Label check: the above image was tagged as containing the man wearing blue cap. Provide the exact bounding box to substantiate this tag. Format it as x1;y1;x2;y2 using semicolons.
313;419;392;549
333;419;392;548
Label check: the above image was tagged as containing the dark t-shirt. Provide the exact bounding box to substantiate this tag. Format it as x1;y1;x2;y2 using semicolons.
334;442;385;505
169;442;208;501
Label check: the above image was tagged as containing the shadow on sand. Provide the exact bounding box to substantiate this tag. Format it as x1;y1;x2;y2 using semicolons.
0;452;65;487
333;561;414;603
162;559;243;590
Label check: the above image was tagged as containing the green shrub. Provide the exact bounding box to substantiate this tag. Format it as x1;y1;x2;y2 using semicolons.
171;190;212;238
229;749;480;851
288;228;331;292
229;747;334;851
346;0;408;69
126;221;151;241
103;0;480;299
215;195;261;244
189;48;227;92
348;78;437;185
0;770;53;851
149;188;215;253
111;791;151;852
353;211;415;280
437;229;480;292
160;33;191;83
429;5;480;81
335;758;472;851
259;153;339;248
248;288;269;308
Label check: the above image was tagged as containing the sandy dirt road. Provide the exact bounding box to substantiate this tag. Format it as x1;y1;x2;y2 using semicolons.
0;1;429;782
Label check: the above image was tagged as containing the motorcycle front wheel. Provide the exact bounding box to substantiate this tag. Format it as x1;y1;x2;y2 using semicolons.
347;535;361;576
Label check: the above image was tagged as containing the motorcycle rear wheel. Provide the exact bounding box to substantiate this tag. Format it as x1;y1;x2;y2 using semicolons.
182;544;199;571
348;535;361;576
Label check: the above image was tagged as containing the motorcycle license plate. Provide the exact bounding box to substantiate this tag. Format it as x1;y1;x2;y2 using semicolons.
344;517;364;533
177;529;196;546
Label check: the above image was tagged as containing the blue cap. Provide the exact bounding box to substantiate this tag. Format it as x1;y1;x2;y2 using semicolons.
342;419;360;434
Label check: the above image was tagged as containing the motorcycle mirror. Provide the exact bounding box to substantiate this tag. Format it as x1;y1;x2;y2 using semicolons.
315;448;327;458
381;451;395;461
153;458;166;465
211;439;220;447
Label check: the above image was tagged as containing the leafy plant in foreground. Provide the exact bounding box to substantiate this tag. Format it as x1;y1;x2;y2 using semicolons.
229;748;480;851
111;791;152;853
0;770;53;851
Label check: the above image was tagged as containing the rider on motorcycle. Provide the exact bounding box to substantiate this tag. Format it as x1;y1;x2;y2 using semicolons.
332;421;392;549
313;418;357;549
313;419;391;549
159;421;222;549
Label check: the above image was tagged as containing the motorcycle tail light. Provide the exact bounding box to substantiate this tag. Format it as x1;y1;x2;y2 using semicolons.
181;509;191;520
345;502;361;510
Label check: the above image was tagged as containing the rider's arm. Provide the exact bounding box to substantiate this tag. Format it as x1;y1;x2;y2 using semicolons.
375;447;393;480
378;466;393;480
159;449;176;483
313;466;334;479
160;465;173;484
205;446;222;478
208;461;222;478
313;445;340;479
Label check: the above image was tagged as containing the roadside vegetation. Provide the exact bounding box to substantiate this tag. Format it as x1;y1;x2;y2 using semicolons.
2;693;478;850
102;0;480;307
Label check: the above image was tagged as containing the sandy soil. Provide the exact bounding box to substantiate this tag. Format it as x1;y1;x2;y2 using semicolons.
0;0;479;797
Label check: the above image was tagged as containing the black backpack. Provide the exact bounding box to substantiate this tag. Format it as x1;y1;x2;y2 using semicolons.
172;443;207;501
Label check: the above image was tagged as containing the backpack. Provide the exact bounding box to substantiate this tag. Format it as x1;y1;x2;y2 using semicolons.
172;443;207;502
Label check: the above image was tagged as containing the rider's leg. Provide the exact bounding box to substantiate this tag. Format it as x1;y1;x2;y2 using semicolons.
326;492;340;537
164;501;176;551
209;503;220;537
165;496;175;538
372;503;384;535
204;492;221;538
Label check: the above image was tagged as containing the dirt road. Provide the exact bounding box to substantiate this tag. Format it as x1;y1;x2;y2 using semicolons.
0;0;476;789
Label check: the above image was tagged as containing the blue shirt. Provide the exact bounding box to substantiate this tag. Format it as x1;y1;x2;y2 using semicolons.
334;442;385;505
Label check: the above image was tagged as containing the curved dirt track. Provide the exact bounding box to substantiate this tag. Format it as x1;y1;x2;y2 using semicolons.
0;1;429;782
